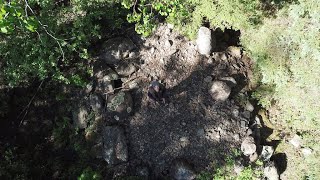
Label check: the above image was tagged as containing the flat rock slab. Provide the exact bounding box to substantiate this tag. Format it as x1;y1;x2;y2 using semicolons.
102;126;128;165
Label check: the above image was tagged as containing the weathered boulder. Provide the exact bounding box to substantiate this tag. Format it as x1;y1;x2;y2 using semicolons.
245;101;254;112
99;37;136;64
115;62;137;77
196;27;212;55
102;126;128;165
89;94;104;113
219;76;237;88
241;136;256;156
95;75;115;96
227;46;242;59
209;81;231;101
261;146;274;161
72;103;89;129
264;161;279;180
171;159;196;180
107;91;133;120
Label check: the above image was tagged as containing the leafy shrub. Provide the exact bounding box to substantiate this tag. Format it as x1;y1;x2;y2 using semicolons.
242;0;320;178
121;0;189;36
0;0;128;87
242;0;320;131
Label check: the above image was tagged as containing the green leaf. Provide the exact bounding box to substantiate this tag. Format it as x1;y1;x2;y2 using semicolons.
1;26;8;33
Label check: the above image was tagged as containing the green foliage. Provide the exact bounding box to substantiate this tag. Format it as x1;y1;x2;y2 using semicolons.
78;167;102;180
197;149;262;180
0;0;38;34
242;0;320;131
241;0;320;178
177;0;263;39
122;0;189;36
0;0;128;87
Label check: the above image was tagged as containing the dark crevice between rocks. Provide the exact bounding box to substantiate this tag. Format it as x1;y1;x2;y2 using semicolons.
114;79;123;89
213;28;241;52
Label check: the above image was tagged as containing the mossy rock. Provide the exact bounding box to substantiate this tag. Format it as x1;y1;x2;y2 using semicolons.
107;91;133;120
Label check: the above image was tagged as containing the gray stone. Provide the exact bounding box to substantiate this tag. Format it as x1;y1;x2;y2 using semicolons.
264;161;279;180
196;27;212;55
249;152;259;162
102;126;128;165
107;91;133;119
241;120;247;128
171;159;196;180
233;134;240;141
96;76;115;95
227;46;242;59
242;111;251;119
72;104;89;129
204;76;213;83
219;77;237;87
301;147;312;157
289;134;301;148
241;136;256;156
220;53;227;61
209;81;231;101
89;94;104;113
246;129;253;136
115;62;137;77
197;129;205;137
128;81;139;89
180;137;189;147
261;146;274;161
232;108;240;117
99;37;136;64
245;101;254;112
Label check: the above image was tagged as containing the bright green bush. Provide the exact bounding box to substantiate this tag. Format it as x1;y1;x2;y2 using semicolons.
0;0;128;87
121;0;189;36
242;0;320;131
242;1;320;178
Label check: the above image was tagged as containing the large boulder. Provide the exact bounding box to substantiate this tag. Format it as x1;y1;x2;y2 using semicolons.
264;161;279;180
115;62;137;77
209;81;231;101
89;94;104;113
72;103;89;129
171;159;196;180
107;91;133;120
99;37;136;64
196;27;213;55
102;126;128;165
72;95;104;129
241;136;256;156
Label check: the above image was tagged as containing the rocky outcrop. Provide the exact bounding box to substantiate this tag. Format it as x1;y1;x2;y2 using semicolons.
98;37;136;64
241;136;256;156
102;126;128;165
107;91;133;120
